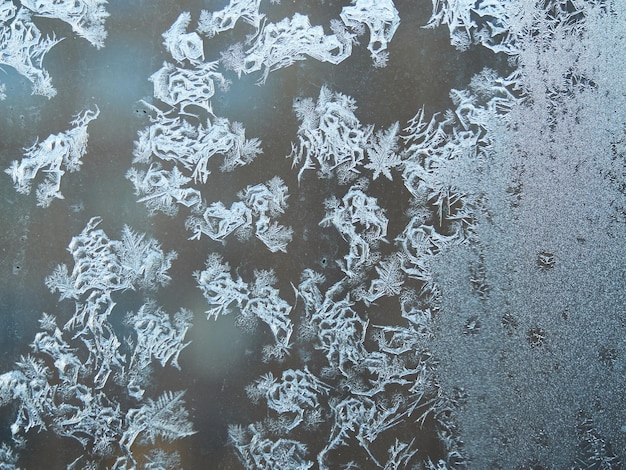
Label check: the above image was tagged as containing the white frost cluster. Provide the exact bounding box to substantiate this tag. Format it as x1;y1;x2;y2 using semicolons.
5;107;99;207
187;176;293;253
340;0;400;67
21;0;109;49
134;112;261;184
162;12;204;65
195;254;293;360
0;7;61;98
128;111;262;215
321;187;388;276
0;1;108;98
229;263;440;469
150;60;230;115
45;216;177;304
197;0;264;38
290;87;404;184
217;0;401;81
220;13;354;84
289;86;373;183
0;219;193;468
229;426;313;470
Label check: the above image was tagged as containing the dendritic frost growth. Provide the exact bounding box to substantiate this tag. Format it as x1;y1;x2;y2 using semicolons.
5;107;100;207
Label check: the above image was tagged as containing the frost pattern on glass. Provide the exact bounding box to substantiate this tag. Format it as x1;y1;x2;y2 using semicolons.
2;0;625;468
0;7;61;98
0;219;193;468
289;86;373;184
340;0;400;67
187;176;293;253
321;186;388;276
0;1;108;98
150;60;230;115
220;13;354;84
364;122;402;181
195;254;293;361
197;0;264;38
419;1;626;467
131;111;261;186
20;0;109;49
161;12;204;65
5;106;99;207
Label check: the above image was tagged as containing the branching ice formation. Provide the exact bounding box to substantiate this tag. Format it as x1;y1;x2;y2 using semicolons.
229;425;313;470
225;262;445;469
0;6;61;98
340;0;400;67
220;13;355;84
197;0;264;38
20;0;109;49
187;176;293;252
126;164;202;217
162;12;204;65
150;60;230;115
5;106;100;207
130;11;272;253
289;86;373;184
128;110;262;216
424;0;513;52
0;219;193;468
3;0;624;468
125;302;192;395
364;122;402;181
134;112;261;184
195;253;293;360
290;87;406;184
320;186;388;276
0;1;108;98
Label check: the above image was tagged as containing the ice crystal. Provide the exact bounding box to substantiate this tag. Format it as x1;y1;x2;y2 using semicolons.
121;391;195;449
197;0;264;38
132;111;262;186
21;0;109;49
424;0;516;52
5;107;99;207
289;86;372;184
162;12;204;65
195;254;293;358
0;7;61;97
150;60;230;115
320;186;388;276
383;439;419;470
194;254;247;319
0;220;193;467
364;121;402;181
126;164;201;217
0;443;20;470
340;0;400;67
220;13;354;84
187;177;293;253
128;109;262;218
230;425;313;470
45;217;177;300
125;302;192;371
360;254;405;306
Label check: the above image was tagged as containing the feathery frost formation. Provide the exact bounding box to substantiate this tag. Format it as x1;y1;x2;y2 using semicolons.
5;107;100;207
2;0;625;468
0;219;194;468
0;1;108;98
